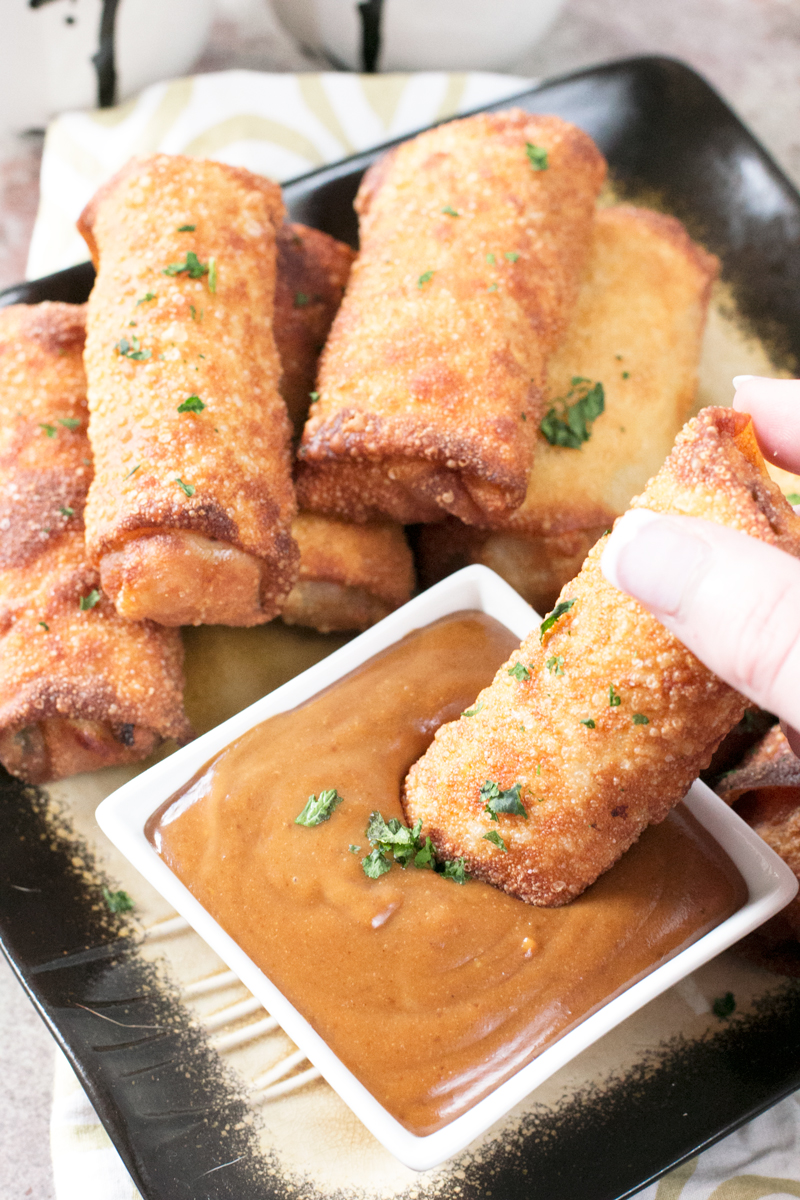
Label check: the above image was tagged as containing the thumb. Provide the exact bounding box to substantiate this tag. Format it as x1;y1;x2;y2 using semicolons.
600;509;800;733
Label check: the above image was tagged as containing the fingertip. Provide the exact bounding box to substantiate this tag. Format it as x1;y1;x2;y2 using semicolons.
600;509;662;593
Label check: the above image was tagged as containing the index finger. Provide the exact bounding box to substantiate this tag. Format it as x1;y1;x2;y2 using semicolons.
733;376;800;475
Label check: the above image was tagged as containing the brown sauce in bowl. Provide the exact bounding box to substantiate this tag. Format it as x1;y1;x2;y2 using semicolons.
148;612;746;1136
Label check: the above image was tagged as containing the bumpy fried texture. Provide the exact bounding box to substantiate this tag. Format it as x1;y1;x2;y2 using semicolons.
0;303;192;784
79;154;298;626
273;223;355;437
404;407;800;906
415;518;608;616
718;726;800;970
282;513;415;633
296;110;606;526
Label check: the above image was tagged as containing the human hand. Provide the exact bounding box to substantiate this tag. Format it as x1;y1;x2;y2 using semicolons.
600;377;800;756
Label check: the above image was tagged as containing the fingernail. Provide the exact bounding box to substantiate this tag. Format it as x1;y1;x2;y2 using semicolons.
601;510;711;616
732;374;759;388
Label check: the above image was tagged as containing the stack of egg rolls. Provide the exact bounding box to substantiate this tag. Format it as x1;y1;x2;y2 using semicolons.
416;205;719;611
297;111;606;526
404;407;800;906
0;303;192;784
79;154;299;627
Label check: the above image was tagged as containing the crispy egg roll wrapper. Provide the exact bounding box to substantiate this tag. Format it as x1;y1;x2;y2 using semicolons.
274;223;355;437
717;726;800;964
79;154;298;627
296;110;606;526
482;205;719;535
404;407;800;906
0;303;192;784
282;513;415;633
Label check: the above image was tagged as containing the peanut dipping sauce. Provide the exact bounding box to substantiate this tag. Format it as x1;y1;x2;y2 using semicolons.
148;613;746;1136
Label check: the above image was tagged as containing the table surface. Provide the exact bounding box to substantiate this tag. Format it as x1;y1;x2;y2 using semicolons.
2;0;800;1195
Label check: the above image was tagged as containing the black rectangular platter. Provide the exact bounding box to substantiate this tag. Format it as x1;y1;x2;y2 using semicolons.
2;54;800;1200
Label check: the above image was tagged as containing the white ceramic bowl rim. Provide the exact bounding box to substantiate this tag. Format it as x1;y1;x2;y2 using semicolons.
95;565;798;1171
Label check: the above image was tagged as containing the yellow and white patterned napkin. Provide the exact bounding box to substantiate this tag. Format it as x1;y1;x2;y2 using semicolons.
27;68;530;280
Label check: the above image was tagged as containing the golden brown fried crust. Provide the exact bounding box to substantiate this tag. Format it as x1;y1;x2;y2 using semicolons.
0;303;193;784
273;223;355;437
296;110;606;525
479;204;719;536
80;153;299;626
403;407;800;906
281;513;415;631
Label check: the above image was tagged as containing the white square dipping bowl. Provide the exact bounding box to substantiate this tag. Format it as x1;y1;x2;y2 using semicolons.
96;565;798;1171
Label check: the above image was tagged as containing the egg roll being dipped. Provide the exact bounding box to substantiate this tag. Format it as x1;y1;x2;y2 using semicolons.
79;154;298;627
296;110;606;526
282;513;415;633
404;407;800;906
0;303;192;784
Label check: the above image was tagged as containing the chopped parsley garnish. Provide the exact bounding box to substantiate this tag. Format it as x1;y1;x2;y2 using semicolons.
441;205;460;217
417;270;434;288
115;336;151;362
546;655;564;676
622;370;630;379
482;830;507;852
174;477;195;497
164;251;208;279
712;991;736;1019
508;662;531;682
189;305;197;321
481;780;528;821
787;492;800;505
540;378;605;448
309;391;319;402
294;291;309;307
208;258;218;293
103;886;134;914
504;251;520;262
177;224;196;232
348;844;361;854
415;837;436;868
58;417;81;429
79;589;101;611
521;412;527;421
608;685;621;707
488;282;498;292
361;811;437;877
38;621;49;631
136;292;156;305
124;463;141;480
441;858;469;884
39;423;56;437
177;394;206;413
539;598;576;640
581;718;596;728
526;142;549;170
486;253;496;265
59;505;74;517
295;788;343;826
362;847;392;878
462;701;483;717
632;713;649;725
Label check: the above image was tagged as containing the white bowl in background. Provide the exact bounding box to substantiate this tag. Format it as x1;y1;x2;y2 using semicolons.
96;565;798;1171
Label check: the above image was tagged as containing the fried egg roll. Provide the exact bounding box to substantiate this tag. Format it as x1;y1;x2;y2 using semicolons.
0;303;192;784
281;513;415;633
404;407;800;906
274;222;355;437
79;154;298;627
296;110;606;526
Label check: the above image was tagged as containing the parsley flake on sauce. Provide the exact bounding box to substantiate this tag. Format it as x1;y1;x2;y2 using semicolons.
480;780;528;821
362;847;392;878
361;811;437;876
546;655;565;676
712;991;736;1019
508;662;531;683
174;477;195;497
115;336;151;362
59;505;74;517
103;886;134;914
633;713;650;725
526;142;549;170
79;589;101;611
482;830;508;852
177;394;206;413
177;224;196;232
295;788;343;826
581;718;596;728
441;206;460;217
58;417;81;429
348;844;361;854
540;378;604;448
539;598;575;641
462;701;483;717
417;270;434;288
608;685;621;708
442;858;469;884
